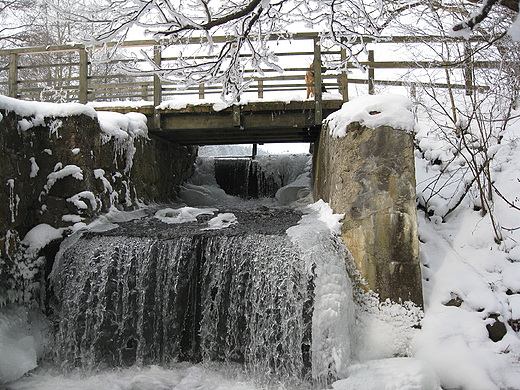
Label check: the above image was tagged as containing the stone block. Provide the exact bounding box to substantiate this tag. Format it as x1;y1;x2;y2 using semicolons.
314;121;422;306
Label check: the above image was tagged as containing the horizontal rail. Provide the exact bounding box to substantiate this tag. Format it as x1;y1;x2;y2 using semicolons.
0;33;502;126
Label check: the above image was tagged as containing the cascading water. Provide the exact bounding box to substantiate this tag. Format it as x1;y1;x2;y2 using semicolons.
50;209;314;380
5;153;358;389
190;155;311;199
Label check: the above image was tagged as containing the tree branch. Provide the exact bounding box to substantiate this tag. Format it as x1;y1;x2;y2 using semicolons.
160;0;264;36
453;0;500;32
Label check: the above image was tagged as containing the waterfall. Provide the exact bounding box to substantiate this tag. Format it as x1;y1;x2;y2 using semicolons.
6;153;358;388
193;155;311;199
50;208;316;380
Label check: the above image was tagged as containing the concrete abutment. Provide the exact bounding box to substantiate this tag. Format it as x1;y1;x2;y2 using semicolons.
313;121;423;306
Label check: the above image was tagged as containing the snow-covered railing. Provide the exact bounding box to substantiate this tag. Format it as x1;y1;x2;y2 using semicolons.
0;33;493;108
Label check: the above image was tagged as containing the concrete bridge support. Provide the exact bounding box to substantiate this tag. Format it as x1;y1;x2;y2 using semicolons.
313;121;423;306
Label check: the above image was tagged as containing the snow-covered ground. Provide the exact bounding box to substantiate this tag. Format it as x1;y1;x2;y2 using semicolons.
2;94;520;389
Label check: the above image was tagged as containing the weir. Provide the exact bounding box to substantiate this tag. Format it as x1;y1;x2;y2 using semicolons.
43;155;354;383
50;208;313;377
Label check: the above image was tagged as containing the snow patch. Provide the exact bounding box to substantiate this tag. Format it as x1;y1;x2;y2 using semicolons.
43;165;83;194
97;111;148;173
203;213;238;230
29;157;39;178
325;94;415;138
21;224;64;258
154;207;217;224
331;358;440;390
67;191;98;211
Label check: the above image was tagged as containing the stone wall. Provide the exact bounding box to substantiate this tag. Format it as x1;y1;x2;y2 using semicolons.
313;121;423;306
0;106;196;305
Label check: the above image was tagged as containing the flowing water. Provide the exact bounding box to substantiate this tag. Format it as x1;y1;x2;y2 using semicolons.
3;154;355;390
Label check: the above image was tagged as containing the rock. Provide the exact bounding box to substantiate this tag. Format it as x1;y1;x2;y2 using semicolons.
487;317;507;342
0;103;196;307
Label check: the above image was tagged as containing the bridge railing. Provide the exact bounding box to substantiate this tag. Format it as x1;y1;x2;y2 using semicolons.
0;33;497;113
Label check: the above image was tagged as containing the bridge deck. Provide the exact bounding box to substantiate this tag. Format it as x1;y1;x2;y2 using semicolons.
95;99;343;145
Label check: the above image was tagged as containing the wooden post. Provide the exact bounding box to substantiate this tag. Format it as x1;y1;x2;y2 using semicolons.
199;83;205;99
78;48;88;104
257;79;264;99
9;53;18;98
340;47;349;102
464;42;474;96
252;143;258;158
153;45;162;129
232;104;241;127
368;50;375;95
313;37;323;126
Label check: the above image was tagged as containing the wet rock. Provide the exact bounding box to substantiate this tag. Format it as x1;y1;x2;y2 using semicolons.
487;316;507;342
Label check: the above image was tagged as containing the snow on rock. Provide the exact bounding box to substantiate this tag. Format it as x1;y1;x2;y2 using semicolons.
29;157;39;178
97;111;148;173
44;164;83;192
0;95;97;124
325;94;415;138
21;224;64;259
275;172;312;205
154;206;217;224
67;191;99;211
355;297;423;362
179;183;237;207
0;309;37;383
97;111;148;140
203;213;238;230
331;358;440;390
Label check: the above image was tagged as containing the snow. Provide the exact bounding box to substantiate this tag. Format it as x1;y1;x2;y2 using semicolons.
0;308;39;383
203;213;238;230
155;93;344;113
67;191;98;211
275;172;312;205
331;358;440;390
0;95;97;122
44;164;83;192
29;157;39;178
325;94;415;138
97;111;148;173
21;224;64;259
96;111;148;140
509;15;520;41
154;207;217;224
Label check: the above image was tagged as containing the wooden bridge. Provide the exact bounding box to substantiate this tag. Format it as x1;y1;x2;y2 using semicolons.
0;33;493;145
